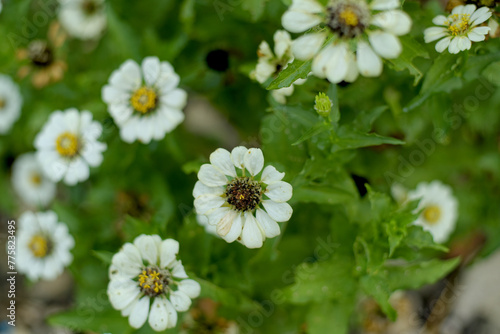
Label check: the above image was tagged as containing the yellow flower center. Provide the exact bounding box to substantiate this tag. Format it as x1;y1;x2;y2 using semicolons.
422;205;441;224
0;98;5;109
339;8;359;26
446;14;470;36
29;235;49;258
56;132;79;157
138;267;167;297
130;87;158;114
31;173;42;186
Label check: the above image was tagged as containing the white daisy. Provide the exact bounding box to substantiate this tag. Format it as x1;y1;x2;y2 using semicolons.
424;5;492;54
58;0;106;40
102;56;187;144
0;74;22;134
193;147;293;249
251;30;306;104
281;0;412;83
11;153;56;208
107;234;201;332
34;108;107;186
407;180;458;243
16;210;74;281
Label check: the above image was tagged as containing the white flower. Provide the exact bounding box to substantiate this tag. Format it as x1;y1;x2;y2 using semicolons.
34;108;107;185
11;153;56;207
251;30;306;104
196;214;219;237
102;56;187;144
58;0;107;40
424;5;492;54
0;74;22;134
281;0;412;83
193;147;293;249
16;211;74;281
107;235;201;332
407;180;458;243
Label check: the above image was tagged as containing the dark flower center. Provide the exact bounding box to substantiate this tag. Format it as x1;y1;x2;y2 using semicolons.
82;0;99;15
327;1;369;38
28;40;54;67
138;266;172;297
225;177;263;212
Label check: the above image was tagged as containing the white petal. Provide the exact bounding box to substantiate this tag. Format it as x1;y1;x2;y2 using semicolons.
435;36;451;53
291;33;326;60
325;44;349;83
344;54;359;82
241;212;264;249
192;180;224;198
471;7;492;26
448;37;460;54
194;194;225;215
371;10;412;36
432;15;448;26
266;181;293;202
216;210;239;238
160;239;179;268
128;296;150;329
111;251;142;278
133;235;158;265
256;209;280;238
281;0;323;33
369;32;402;59
468;30;486;42
273;30;292;59
220;211;243;243
198;164;228;187
148;297;172;331
170;291;191;312
424;27;448;43
370;0;399;10
142;56;161;87
462;4;477;15
262;200;293;222
171;260;188;278
471;26;490;37
231;146;248;169
244;148;264;176
357;41;383;77
457;36;471;51
210;148;236;177
312;45;335;78
178;279;201;299
261;165;285;184
107;278;141;310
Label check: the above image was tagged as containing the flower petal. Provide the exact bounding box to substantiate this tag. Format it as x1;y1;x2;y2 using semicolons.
128;296;150;329
198;164;228;187
370;0;399;10
194;194;225;215
192;181;224;198
256;209;281;238
220;211;243;243
325;44;350;83
371;10;412;36
148;297;173;331
369;31;402;59
266;181;293;202
231;146;248;169
435;36;451;53
178;279;201;299
292;33;326;60
244;148;264;176
432;15;448;26
216;209;239;238
357;41;383;77
133;235;158;265
210;148;236;177
261;165;285;184
160;239;179;268
281;0;323;33
262;200;293;222
142;56;161;87
170;290;192;312
424;27;448;43
448;37;460;54
241;212;264;249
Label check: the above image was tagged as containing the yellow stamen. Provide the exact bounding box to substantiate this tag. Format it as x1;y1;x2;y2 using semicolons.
130;87;157;114
422;205;441;224
138;268;165;295
56;132;79;157
31;173;42;185
29;235;49;258
340;8;359;27
446;14;470;36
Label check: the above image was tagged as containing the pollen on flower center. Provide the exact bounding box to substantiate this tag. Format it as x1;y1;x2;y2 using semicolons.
56;132;80;157
29;235;50;258
327;1;369;38
225;177;263;212
423;205;441;224
138;266;171;297
131;87;158;114
445;14;470;36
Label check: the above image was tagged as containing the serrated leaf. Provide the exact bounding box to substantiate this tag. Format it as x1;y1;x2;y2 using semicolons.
387;36;429;85
405;226;449;252
292;122;331;146
266;59;312;90
360;275;397;321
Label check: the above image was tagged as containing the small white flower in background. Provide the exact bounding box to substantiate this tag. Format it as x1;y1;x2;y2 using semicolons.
281;0;412;83
193;146;293;249
34;108;107;185
58;0;107;40
0;74;22;134
390;182;408;205
12;153;56;207
107;235;201;332
16;211;74;281
407;180;458;243
251;30;306;104
488;17;499;37
424;5;492;54
102;56;187;144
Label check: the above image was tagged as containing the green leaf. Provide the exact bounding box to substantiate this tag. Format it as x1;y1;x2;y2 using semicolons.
242;0;268;21
292;185;355;205
292;122;331;146
197;278;259;312
92;250;114;265
48;309;132;333
266;59;312;90
284;255;356;304
387;36;429;85
405;226;449;252
180;0;196;28
385;258;460;290
482;60;500;87
307;300;354;334
332;131;405;152
360;275;397;321
385;220;407;257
